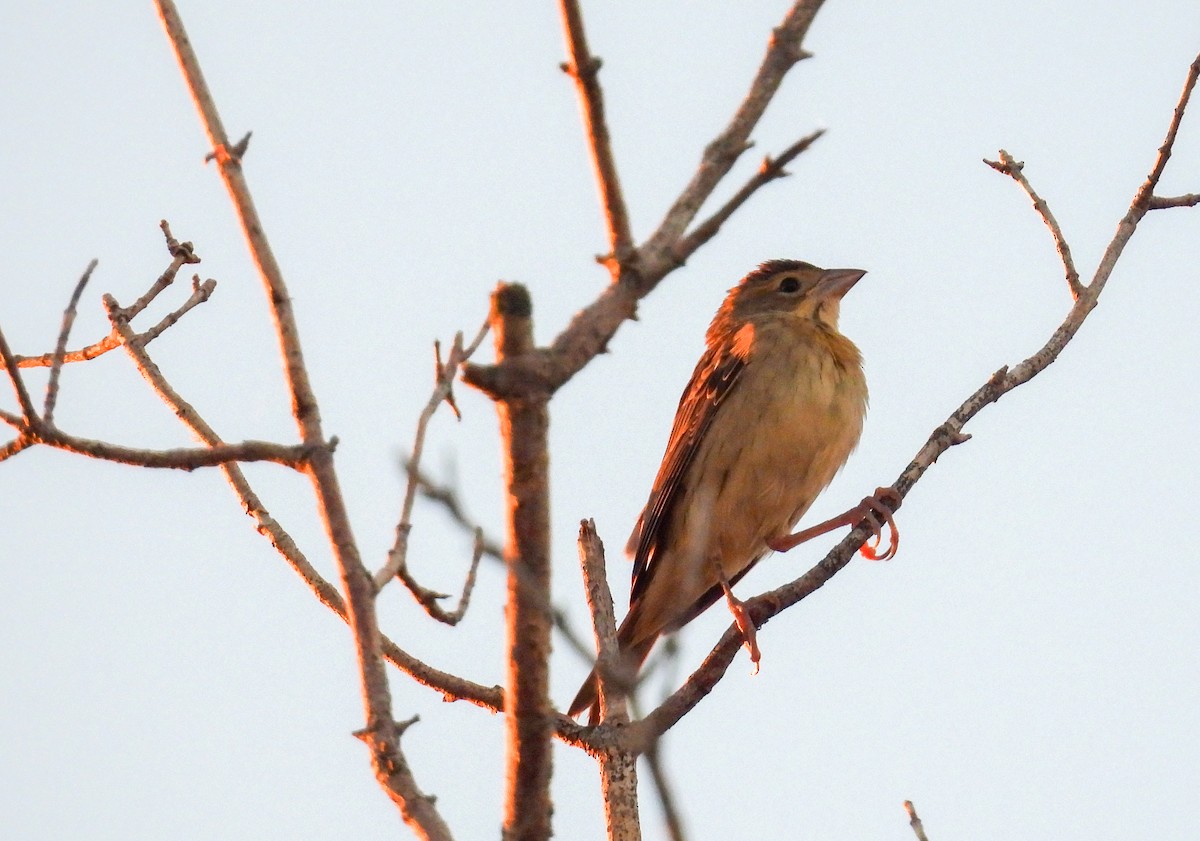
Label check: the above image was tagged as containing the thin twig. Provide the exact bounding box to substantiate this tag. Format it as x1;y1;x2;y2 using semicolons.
394;528;485;626
1143;53;1200;192
405;460;505;560
0;325;39;423
983;151;1082;299
375;319;489;591
43;259;98;425
904;801;931;841
17;225;207;370
1148;192;1200;209
673;129;825;263
139;277;218;343
10;424;306;469
14;334;122;368
117;221;202;321
404;459;597;661
0;436;33;463
558;0;634;267
640;0;823;263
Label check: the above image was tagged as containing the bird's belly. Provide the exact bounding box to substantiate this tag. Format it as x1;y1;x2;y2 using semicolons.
688;361;865;578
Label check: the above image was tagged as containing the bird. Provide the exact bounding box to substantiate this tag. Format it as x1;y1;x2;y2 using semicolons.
568;259;896;723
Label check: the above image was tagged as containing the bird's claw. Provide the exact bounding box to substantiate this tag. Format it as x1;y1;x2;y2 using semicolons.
717;570;761;673
857;486;901;561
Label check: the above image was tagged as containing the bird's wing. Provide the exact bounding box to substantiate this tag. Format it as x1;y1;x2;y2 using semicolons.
629;338;746;604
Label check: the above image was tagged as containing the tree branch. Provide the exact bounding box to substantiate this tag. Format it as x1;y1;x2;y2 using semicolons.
0;418;306;470
673;128;825;264
639;0;824;264
43;259;98;424
1147;192;1200;209
578;519;627;725
578;520;641;840
489;282;555;841
0;326;38;424
982;151;1082;299
155;3;450;835
16;222;208;371
375;320;489;593
905;801;931;841
558;0;634;268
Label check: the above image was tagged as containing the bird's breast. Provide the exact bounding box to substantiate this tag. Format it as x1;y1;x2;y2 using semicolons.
691;321;868;572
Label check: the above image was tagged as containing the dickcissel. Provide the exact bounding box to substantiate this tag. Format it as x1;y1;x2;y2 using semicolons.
569;259;896;722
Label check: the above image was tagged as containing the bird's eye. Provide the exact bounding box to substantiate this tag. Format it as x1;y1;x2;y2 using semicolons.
778;276;801;294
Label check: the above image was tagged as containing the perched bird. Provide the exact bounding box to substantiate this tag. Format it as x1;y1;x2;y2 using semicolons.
569;259;895;723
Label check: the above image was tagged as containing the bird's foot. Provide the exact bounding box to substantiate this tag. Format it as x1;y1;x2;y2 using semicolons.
766;485;902;561
717;573;760;674
857;486;901;561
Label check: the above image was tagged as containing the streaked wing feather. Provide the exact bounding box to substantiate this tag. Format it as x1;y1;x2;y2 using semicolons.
630;341;746;603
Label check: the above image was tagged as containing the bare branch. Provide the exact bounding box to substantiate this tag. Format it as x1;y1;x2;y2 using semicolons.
117;221;202;322
156;2;448;833
983;151;1082;299
673;129;825;264
15;334;122;369
375;319;489;591
577;520;628;725
14;303;307;471
43;259;98;424
138;277;218;344
17;226;211;370
558;0;634;267
0;326;38;423
405;461;505;560
17;426;306;470
403;460;597;663
1141;53;1200;196
905;801;931;841
0;435;33;463
394;528;484;626
1148;192;1200;209
628;693;688;841
640;0;824;263
488;282;555;841
641;733;686;841
578;519;642;839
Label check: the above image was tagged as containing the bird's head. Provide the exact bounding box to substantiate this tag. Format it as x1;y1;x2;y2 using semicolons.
712;260;867;340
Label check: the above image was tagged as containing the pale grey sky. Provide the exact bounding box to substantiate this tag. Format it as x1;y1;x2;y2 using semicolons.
3;2;1199;839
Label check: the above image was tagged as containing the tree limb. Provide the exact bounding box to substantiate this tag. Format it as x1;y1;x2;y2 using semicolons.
155;2;450;835
558;0;634;268
489;283;555;841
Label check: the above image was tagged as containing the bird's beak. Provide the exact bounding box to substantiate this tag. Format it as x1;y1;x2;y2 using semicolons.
815;268;867;300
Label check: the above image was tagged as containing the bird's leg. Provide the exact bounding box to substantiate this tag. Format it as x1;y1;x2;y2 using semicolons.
767;486;901;561
713;561;761;674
